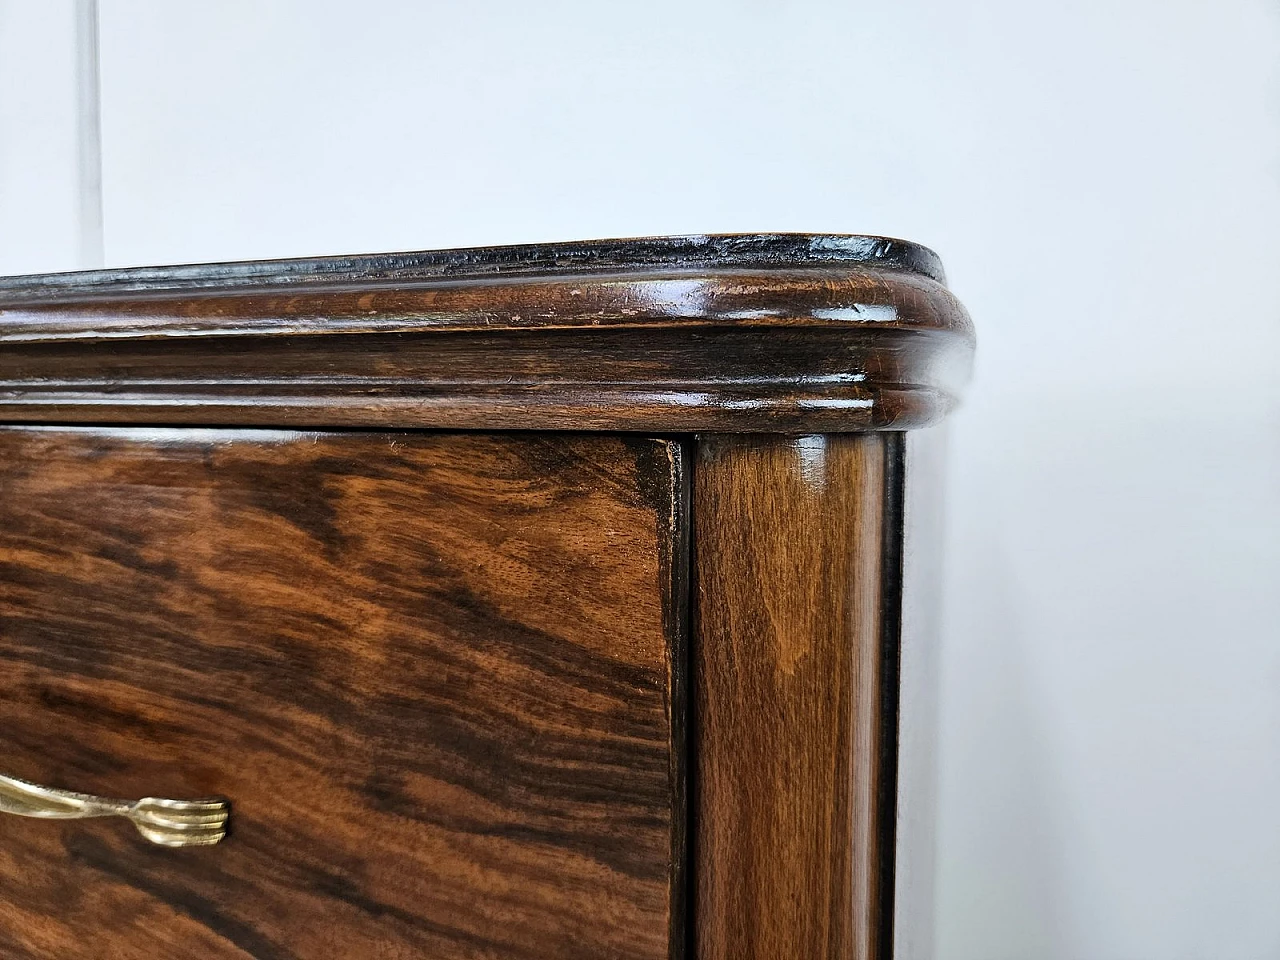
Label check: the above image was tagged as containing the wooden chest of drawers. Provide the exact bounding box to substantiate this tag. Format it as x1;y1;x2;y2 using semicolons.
0;235;972;959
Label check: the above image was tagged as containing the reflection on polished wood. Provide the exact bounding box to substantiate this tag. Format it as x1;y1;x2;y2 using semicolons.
0;233;973;959
695;434;900;960
0;427;686;960
0;234;973;433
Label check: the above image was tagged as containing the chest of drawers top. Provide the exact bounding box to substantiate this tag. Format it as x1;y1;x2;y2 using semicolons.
0;233;971;434
0;233;973;960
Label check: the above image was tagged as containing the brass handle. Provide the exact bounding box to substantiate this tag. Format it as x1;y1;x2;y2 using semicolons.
0;772;229;847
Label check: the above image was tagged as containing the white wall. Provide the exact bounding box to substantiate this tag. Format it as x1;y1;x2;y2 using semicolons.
5;2;1280;956
0;1;80;273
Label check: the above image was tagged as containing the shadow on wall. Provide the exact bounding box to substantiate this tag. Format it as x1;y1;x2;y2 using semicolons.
934;390;1280;960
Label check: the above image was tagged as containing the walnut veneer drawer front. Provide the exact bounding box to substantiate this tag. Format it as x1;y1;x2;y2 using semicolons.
0;235;973;960
0;428;686;959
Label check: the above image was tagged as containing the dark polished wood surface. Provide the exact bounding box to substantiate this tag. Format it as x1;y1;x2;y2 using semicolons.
693;434;901;960
0;234;974;959
0;427;687;960
0;234;972;433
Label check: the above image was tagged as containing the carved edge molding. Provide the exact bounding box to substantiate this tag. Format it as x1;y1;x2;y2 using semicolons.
0;235;974;432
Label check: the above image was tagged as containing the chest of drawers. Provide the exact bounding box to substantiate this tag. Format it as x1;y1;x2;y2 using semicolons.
0;234;972;960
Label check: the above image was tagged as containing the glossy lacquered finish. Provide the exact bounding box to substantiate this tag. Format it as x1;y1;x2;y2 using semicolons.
0;427;686;960
0;233;974;960
0;234;972;433
694;435;901;960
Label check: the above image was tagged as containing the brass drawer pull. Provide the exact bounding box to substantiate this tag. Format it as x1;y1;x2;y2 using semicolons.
0;773;228;847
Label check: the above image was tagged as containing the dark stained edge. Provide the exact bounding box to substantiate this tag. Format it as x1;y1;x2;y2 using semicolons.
684;438;702;960
0;234;974;433
876;433;908;960
0;233;946;298
625;435;691;960
668;442;691;960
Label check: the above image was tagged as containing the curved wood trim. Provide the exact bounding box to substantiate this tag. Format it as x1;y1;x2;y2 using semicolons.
0;235;973;432
693;434;897;959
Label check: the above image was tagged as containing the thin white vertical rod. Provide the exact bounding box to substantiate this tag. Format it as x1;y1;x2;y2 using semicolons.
74;0;103;268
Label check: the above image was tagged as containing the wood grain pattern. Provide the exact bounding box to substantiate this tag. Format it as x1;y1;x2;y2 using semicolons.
0;234;973;433
693;434;901;960
0;427;687;960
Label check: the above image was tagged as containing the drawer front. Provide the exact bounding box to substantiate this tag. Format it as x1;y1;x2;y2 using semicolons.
0;428;686;960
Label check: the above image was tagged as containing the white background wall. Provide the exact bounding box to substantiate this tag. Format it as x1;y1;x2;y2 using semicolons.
3;2;1279;957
